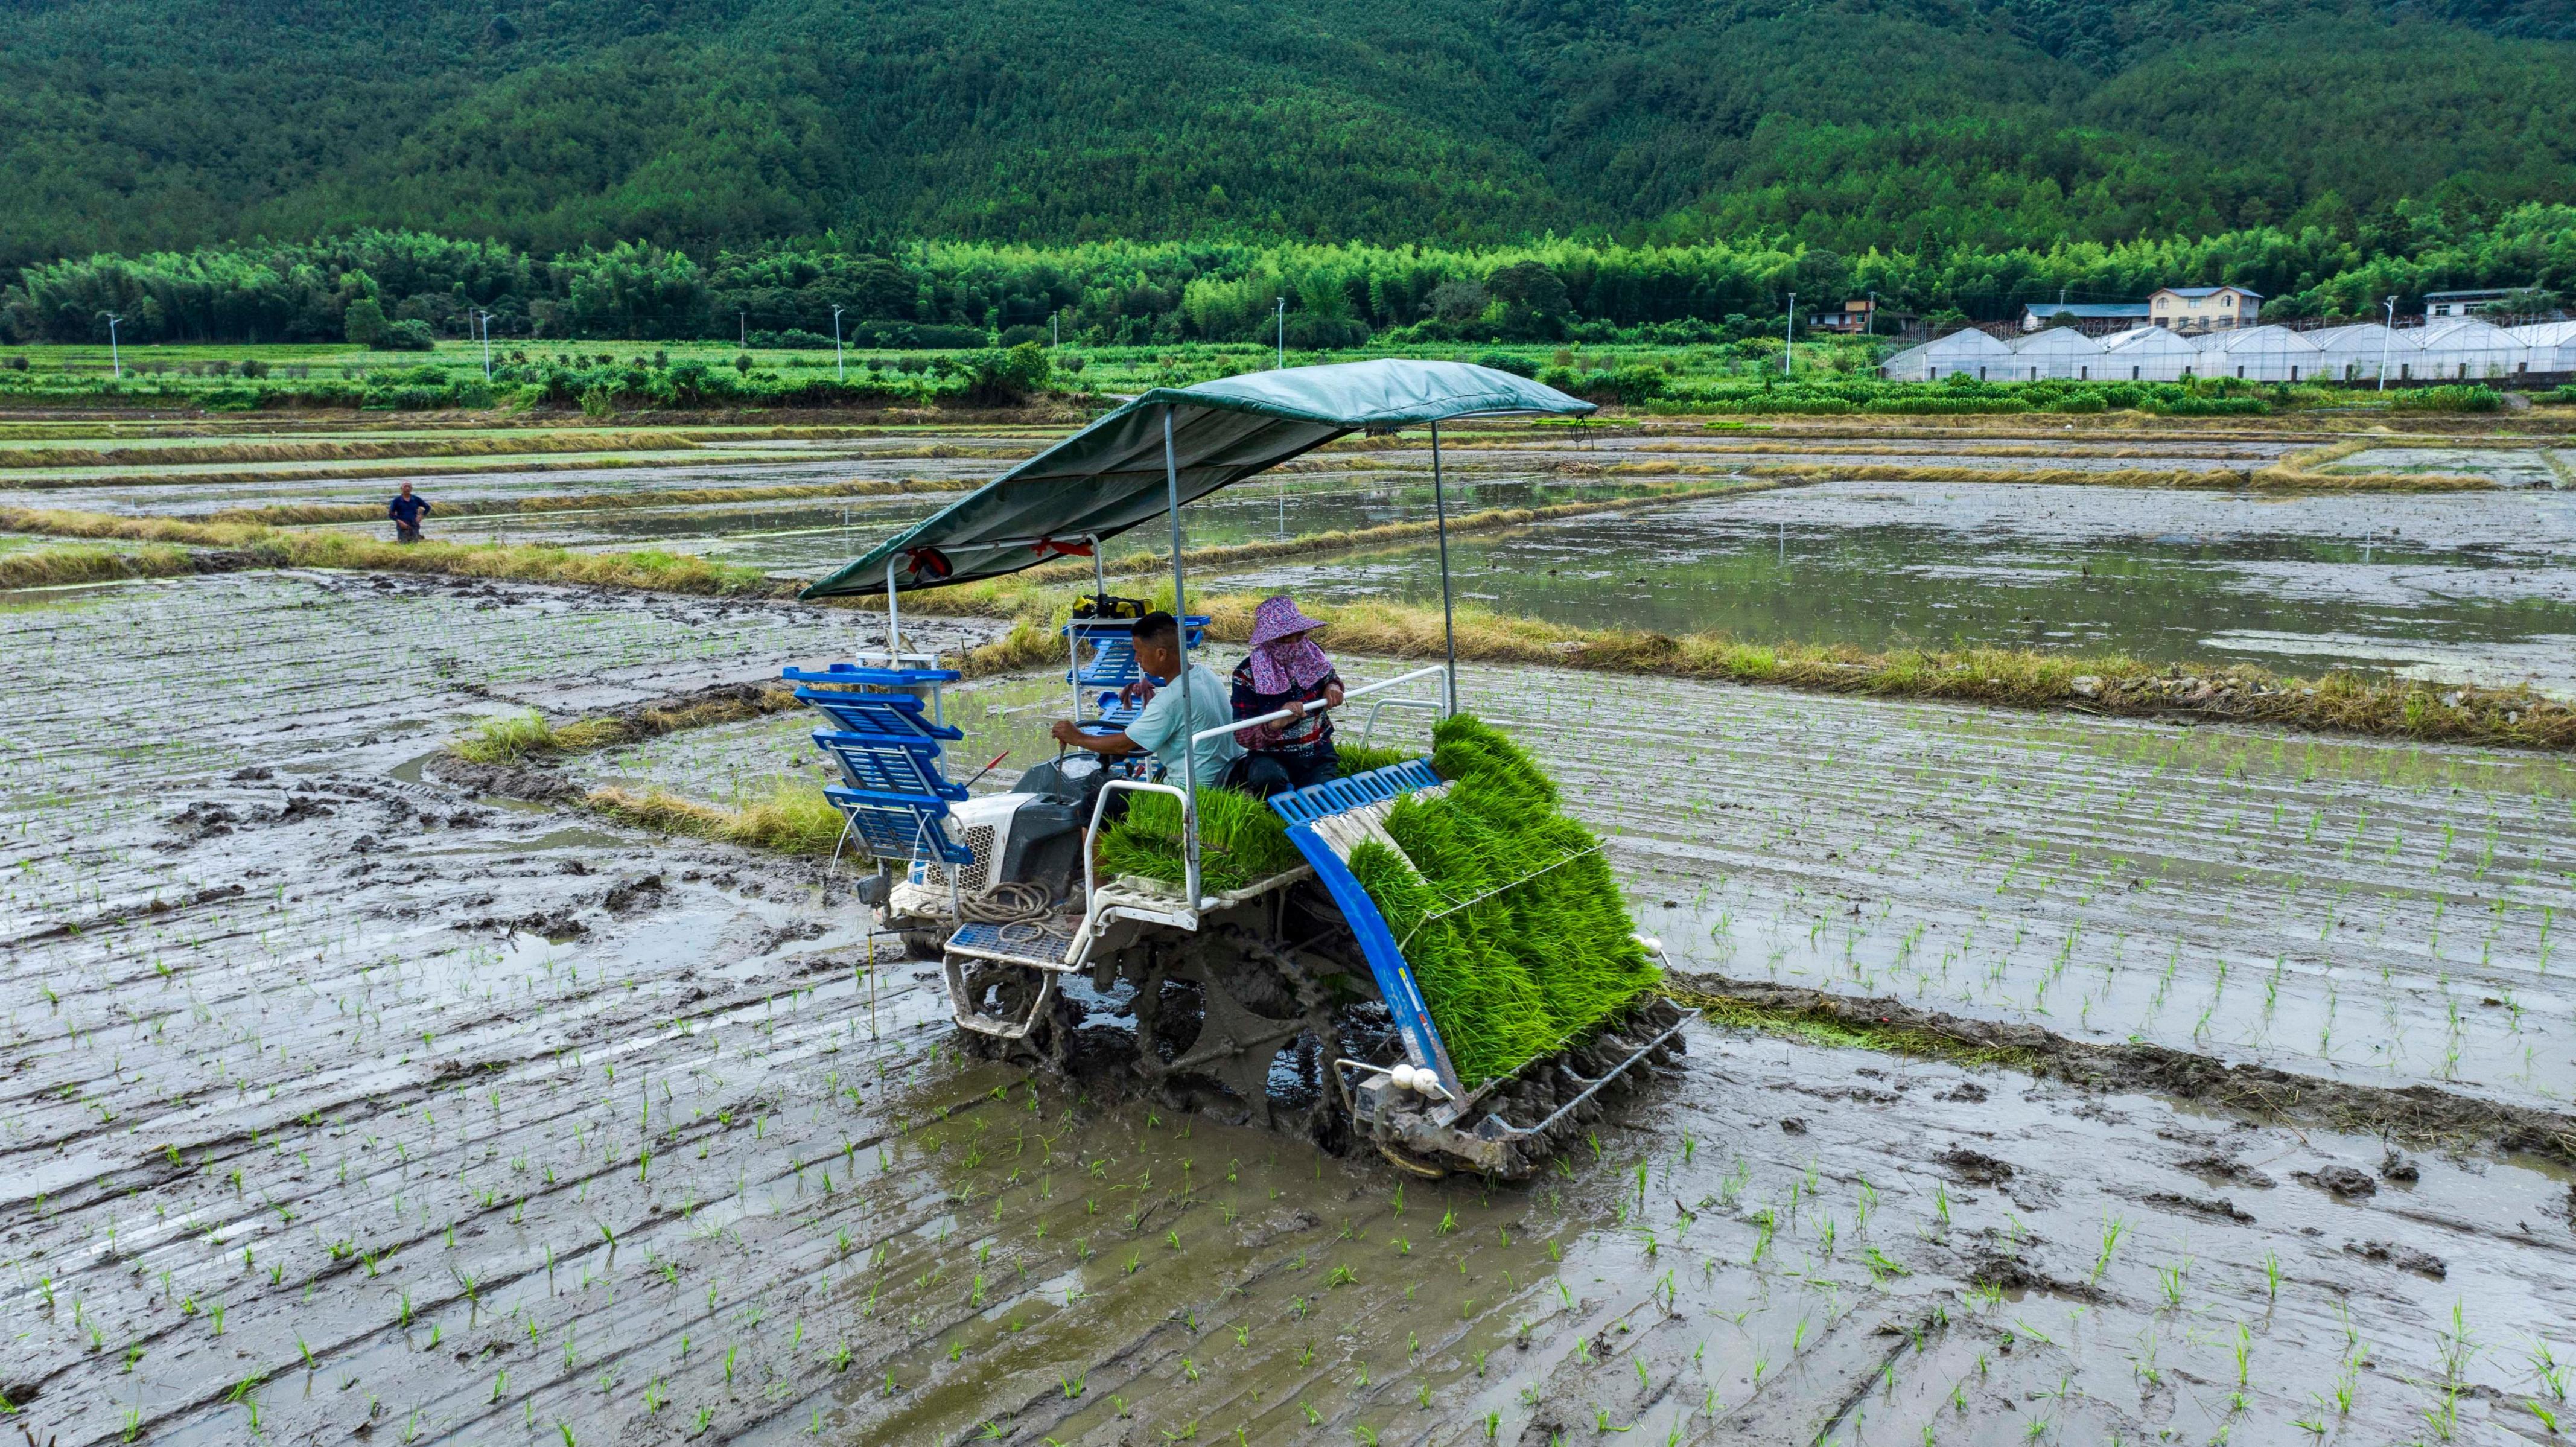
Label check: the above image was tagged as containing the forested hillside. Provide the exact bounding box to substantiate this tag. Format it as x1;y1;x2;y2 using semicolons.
4;0;2573;340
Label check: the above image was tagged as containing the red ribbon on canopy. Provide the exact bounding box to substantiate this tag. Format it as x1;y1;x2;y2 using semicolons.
1030;538;1095;559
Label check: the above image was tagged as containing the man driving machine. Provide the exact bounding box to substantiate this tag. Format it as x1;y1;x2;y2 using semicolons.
1046;611;1250;792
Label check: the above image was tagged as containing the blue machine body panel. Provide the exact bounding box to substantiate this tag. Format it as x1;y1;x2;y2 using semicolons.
1270;758;1465;1098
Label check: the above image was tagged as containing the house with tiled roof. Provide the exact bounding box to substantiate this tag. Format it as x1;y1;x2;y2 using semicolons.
2149;285;2262;332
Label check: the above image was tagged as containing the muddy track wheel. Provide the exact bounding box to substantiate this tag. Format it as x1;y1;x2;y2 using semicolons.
952;961;1073;1069
1126;927;1341;1137
1212;924;1353;1154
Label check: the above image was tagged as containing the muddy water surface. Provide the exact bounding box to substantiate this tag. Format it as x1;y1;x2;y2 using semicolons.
5;471;2576;1446
1212;480;2576;692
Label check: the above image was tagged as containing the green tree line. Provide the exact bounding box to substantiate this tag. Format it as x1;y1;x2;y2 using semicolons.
8;206;2573;348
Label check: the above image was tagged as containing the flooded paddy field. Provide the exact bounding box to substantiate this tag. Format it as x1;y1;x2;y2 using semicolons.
2332;448;2576;491
0;416;2356;523
0;454;1006;519
5;576;2572;1445
1212;479;2576;693
379;475;1688;578
568;657;2576;1110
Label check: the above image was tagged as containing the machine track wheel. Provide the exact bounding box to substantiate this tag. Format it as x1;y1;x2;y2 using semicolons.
1129;925;1347;1143
953;961;1077;1070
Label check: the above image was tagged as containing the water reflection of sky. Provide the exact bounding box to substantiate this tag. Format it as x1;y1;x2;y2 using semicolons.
1206;480;2576;693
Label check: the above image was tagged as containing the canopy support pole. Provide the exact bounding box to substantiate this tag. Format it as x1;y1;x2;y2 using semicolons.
1164;407;1202;906
1430;419;1458;717
885;557;902;659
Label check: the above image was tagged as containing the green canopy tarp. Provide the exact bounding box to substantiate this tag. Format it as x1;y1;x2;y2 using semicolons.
798;360;1594;599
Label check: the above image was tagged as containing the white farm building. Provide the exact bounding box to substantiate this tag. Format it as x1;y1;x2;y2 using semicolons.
2411;319;2530;380
2302;324;2414;383
2190;325;2322;381
2508;321;2576;374
1878;328;2012;381
2097;325;2202;381
2003;327;2106;380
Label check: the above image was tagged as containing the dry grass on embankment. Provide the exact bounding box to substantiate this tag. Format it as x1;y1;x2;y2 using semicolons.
0;504;800;596
15;488;2573;751
449;686;805;765
899;582;2576;751
0;541;198;590
582;781;846;856
1568;434;2494;492
0;440;1018;491
0;428;1024;472
0;479;1757;605
203;476;967;527
1729;446;2493;492
0;431;708;470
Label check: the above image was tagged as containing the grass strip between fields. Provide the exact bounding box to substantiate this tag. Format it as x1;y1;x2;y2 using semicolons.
203;476;970;526
11;481;2574;750
449;687;806;765
0;440;1018;490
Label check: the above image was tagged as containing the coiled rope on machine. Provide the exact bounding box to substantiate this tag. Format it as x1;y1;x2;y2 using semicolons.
958;881;1055;937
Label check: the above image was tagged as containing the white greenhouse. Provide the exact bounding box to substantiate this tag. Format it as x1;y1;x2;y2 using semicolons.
2411;319;2530;380
2508;321;2576;374
2303;323;2415;383
2097;325;2202;381
2003;327;2108;380
1878;328;2013;381
2191;324;2323;382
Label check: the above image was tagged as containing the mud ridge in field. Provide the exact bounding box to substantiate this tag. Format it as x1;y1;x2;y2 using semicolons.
1671;975;2576;1170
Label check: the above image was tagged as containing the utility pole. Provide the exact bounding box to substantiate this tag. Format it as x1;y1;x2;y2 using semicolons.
473;309;494;378
2379;295;2396;392
1865;289;1878;337
1275;297;1285;369
105;313;123;378
1783;293;1796;375
738;311;746;348
832;306;845;381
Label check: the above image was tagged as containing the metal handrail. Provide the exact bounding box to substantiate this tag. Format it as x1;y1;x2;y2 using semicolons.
1083;777;1194;913
1186;663;1448;746
1356;697;1442;750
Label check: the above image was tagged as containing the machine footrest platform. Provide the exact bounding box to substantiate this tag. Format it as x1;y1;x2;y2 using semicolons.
947;918;1079;968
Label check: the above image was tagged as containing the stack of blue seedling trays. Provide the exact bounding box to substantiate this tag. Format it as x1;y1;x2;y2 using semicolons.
1064;615;1210;732
784;662;972;868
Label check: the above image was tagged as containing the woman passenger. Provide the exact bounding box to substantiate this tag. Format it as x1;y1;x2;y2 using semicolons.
1229;596;1344;797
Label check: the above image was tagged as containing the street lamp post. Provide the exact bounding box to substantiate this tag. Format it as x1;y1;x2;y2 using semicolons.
105;313;124;378
832;306;845;381
2379;295;2396;392
473;309;494;379
1275;297;1285;369
1865;289;1878;337
1783;293;1796;376
738;311;746;348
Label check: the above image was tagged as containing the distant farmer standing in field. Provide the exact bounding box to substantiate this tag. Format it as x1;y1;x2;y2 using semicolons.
388;483;431;543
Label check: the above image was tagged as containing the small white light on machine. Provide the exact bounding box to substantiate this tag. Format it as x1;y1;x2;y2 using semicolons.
1633;933;1663;955
1389;1063;1421;1092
